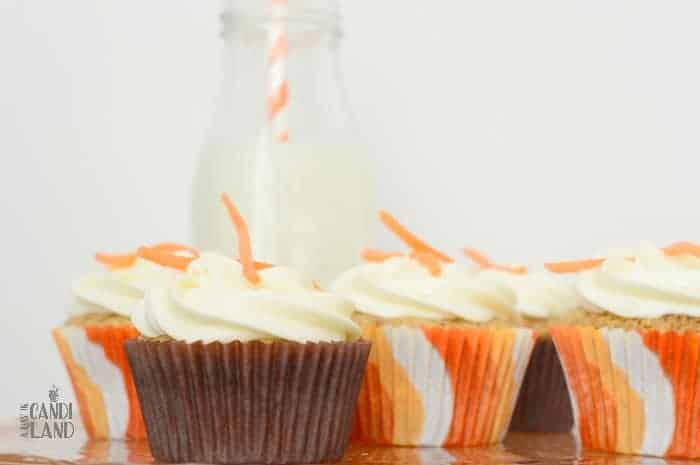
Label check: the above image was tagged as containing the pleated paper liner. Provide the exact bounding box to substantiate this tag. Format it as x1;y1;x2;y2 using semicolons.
52;324;146;439
125;339;370;465
350;322;536;446
552;325;700;459
509;336;573;433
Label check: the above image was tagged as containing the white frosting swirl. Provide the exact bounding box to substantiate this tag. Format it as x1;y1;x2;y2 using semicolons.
331;256;512;323
577;242;700;318
131;252;360;343
475;270;580;319
72;258;180;317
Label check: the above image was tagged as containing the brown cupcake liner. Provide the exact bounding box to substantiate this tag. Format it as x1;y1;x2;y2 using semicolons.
508;336;573;433
126;339;370;464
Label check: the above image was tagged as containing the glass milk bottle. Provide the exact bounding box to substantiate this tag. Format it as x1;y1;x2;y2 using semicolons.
192;0;374;284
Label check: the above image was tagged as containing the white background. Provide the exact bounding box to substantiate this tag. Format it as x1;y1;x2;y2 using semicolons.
1;0;699;417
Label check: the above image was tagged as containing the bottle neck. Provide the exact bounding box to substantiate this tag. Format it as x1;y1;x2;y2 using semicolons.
213;0;350;148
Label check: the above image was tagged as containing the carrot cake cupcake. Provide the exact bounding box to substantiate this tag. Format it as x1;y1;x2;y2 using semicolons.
331;211;536;447
461;249;581;433
126;194;370;464
53;243;197;438
549;241;700;458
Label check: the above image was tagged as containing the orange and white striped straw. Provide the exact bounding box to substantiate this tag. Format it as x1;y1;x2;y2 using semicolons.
267;0;289;143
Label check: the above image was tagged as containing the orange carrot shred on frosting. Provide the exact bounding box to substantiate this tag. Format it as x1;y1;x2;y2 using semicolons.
95;252;137;269
150;242;200;257
221;193;261;285
410;250;442;277
489;263;528;274
664;241;700;258
137;247;194;271
254;261;274;270
97;242;200;271
463;248;528;274
544;258;606;273
546;242;700;274
379;210;453;263
361;248;404;263
462;248;491;268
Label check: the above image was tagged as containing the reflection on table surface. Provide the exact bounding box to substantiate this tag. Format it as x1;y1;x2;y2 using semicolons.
0;423;690;465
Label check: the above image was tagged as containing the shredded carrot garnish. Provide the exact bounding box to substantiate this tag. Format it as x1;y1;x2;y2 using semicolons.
664;242;700;258
254;261;274;270
150;242;200;257
97;242;199;271
137;247;194;271
362;248;404;263
95;252;137;270
463;248;491;268
546;242;700;273
544;258;605;273
463;248;527;274
410;250;442;276
379;210;453;263
221;193;261;286
488;263;528;274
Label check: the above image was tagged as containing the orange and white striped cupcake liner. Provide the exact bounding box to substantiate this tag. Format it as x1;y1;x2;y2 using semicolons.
352;323;536;446
552;326;700;459
52;324;146;439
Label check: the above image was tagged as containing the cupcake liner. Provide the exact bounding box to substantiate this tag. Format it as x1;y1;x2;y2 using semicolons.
552;326;700;459
351;323;536;446
509;337;573;433
52;324;146;439
125;339;370;465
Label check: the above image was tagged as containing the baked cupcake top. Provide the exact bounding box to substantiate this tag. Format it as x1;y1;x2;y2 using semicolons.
131;194;360;344
71;244;198;319
546;241;700;319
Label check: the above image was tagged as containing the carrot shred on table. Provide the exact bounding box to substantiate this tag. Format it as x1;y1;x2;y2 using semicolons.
221;193;261;285
544;258;605;273
463;248;528;274
410;250;442;276
379;210;452;263
362;249;404;263
137;247;194;271
95;252;137;269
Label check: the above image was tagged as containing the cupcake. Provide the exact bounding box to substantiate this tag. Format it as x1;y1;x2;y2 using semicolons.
461;249;581;433
53;243;197;439
331;211;536;447
549;241;700;458
125;194;370;465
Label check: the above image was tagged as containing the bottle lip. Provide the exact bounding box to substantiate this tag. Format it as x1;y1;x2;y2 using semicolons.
223;0;341;27
221;1;342;42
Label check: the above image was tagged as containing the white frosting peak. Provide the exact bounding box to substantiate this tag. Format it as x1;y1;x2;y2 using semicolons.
72;258;180;317
577;242;700;318
332;256;579;323
131;252;360;343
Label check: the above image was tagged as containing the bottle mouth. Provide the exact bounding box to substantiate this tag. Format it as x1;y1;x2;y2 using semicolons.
222;0;341;35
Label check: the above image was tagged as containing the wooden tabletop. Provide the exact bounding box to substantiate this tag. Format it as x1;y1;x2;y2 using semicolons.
0;423;689;464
